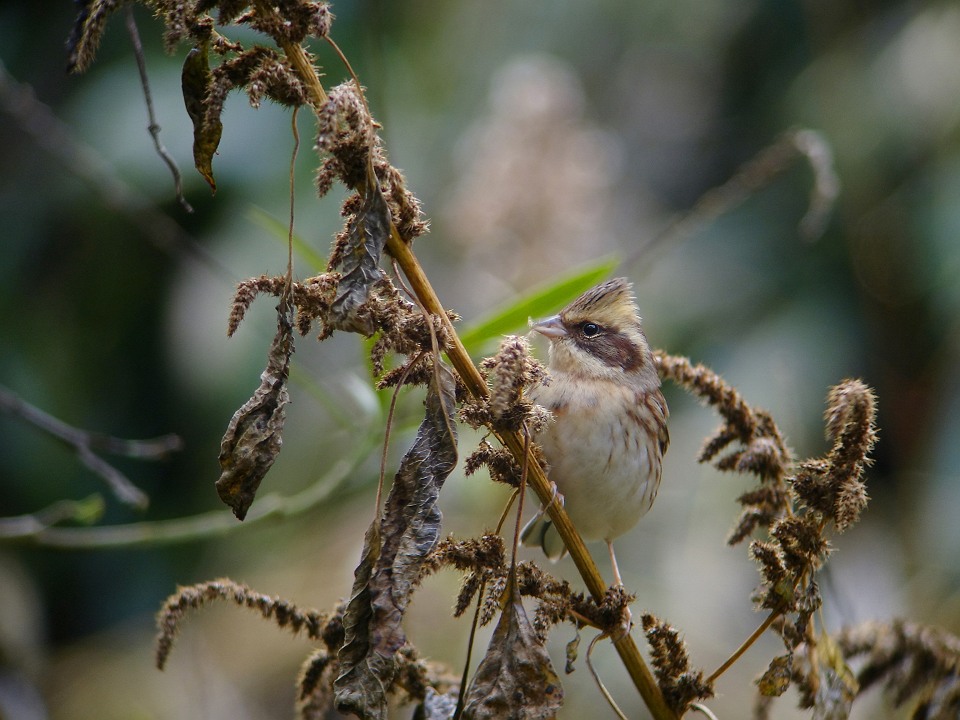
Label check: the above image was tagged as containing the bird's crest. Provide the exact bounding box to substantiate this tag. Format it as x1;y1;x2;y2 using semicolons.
560;277;639;328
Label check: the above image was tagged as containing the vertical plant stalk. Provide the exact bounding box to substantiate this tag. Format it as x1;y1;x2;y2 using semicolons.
270;27;677;720
252;0;328;109
389;231;677;720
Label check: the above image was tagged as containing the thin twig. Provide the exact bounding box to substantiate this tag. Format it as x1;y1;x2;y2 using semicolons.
586;632;629;720
0;495;102;540
325;35;373;123
622;127;838;274
706;610;780;685
453;488;520;720
690;702;721;720
376;351;425;516
284;105;299;304
2;434;375;548
124;6;193;213
510;425;531;564
0;59;230;281
0;384;182;510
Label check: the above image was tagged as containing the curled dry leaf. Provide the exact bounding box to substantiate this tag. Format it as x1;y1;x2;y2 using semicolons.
328;168;392;335
757;653;793;697
335;520;390;719
182;41;222;192
565;628;581;674
335;362;458;720
216;307;293;520
461;570;564;720
811;633;857;720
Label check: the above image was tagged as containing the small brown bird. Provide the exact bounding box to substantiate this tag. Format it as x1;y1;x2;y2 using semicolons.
521;277;669;587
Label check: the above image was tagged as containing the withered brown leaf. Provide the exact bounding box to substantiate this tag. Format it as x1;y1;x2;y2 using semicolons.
335;362;458;719
215;308;293;520
757;653;793;697
328;168;392;335
461;571;564;720
182;41;223;193
335;520;392;719
812;633;857;720
564;628;581;674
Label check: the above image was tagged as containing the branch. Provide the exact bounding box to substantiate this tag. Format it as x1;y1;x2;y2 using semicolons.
0;384;182;510
2;433;374;548
0;59;230;280
124;6;192;213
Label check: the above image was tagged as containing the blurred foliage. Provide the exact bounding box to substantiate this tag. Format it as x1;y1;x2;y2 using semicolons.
1;1;960;719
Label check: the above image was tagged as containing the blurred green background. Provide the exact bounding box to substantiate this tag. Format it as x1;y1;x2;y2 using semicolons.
2;1;960;718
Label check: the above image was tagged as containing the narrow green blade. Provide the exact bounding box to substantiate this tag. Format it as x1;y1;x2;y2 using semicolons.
459;258;618;353
247;205;328;272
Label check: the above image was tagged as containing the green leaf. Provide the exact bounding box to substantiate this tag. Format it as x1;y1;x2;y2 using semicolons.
247;206;328;272
72;494;106;525
458;258;618;354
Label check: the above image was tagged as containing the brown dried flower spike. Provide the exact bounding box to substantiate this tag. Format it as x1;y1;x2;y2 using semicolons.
476;335;550;433
792;379;877;531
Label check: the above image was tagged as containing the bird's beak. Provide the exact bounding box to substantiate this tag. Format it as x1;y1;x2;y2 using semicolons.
529;315;567;339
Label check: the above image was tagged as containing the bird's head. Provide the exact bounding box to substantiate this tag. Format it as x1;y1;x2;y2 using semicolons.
530;277;656;382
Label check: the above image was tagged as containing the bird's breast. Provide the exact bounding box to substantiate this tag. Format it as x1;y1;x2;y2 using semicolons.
530;375;663;542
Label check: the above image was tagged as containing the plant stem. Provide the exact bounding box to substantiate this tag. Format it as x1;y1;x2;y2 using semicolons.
387;183;677;720
272;23;679;720
251;0;328;108
706;610;780;685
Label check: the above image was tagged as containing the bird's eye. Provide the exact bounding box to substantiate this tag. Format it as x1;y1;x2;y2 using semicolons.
581;322;601;337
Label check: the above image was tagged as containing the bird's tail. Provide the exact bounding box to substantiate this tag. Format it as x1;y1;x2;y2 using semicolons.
520;513;568;560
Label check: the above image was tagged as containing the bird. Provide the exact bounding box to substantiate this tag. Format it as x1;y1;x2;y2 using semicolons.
521;277;669;588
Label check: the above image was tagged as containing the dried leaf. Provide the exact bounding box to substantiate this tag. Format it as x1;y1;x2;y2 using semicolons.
461;572;563;720
757;653;793;697
335;363;458;719
335;521;392;720
215;308;293;519
813;633;857;720
328;170;392;334
565;628;581;674
182;42;222;192
376;361;459;615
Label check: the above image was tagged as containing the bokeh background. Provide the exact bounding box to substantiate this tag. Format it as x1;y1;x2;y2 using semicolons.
2;1;960;718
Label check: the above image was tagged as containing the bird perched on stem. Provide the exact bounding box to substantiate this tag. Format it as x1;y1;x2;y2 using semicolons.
521;277;669;588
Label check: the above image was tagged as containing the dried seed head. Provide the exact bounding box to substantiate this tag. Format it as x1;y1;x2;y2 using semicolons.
478;335;550;432
641;613;714;714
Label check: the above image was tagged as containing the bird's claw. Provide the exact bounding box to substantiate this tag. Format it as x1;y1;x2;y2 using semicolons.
614;605;633;641
545;481;564;511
